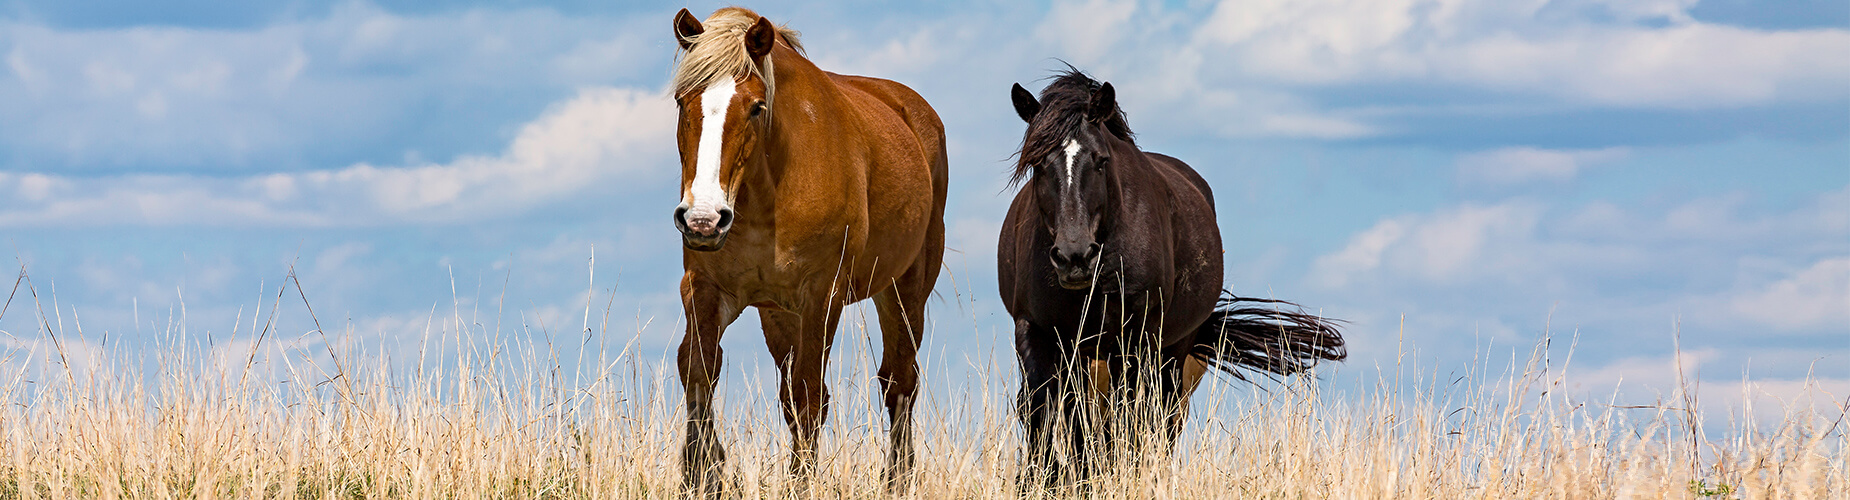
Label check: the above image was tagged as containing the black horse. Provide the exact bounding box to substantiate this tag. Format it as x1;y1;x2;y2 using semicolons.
998;70;1347;487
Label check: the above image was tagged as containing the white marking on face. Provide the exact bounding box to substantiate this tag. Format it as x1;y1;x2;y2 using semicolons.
1062;138;1083;189
687;75;737;217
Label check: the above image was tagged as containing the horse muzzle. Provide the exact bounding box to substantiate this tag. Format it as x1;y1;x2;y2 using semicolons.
1050;242;1101;290
674;204;734;251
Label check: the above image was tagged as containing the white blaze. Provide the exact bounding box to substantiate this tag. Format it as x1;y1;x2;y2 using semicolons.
687;75;736;217
1062;138;1083;188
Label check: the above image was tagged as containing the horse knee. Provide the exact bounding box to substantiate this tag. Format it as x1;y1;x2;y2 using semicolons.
877;362;919;405
677;341;724;386
779;377;830;419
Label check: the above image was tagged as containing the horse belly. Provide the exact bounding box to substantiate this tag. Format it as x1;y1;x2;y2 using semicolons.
760;200;927;306
863;190;930;264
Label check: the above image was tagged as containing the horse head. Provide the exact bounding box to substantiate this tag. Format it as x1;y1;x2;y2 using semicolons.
669;8;785;251
1011;75;1127;289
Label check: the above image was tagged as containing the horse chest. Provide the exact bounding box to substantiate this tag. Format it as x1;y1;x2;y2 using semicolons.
1028;286;1145;338
687;226;884;308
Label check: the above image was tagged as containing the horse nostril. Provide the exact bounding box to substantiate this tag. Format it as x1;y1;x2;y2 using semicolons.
715;207;734;229
673;206;690;230
1050;245;1096;268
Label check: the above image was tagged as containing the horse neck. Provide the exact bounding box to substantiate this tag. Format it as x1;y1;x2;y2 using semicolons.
760;46;838;184
732;45;831;216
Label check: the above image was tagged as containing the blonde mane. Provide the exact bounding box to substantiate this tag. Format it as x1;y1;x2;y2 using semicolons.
670;7;804;104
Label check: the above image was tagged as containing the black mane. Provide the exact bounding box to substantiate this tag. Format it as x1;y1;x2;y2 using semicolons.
1011;69;1135;186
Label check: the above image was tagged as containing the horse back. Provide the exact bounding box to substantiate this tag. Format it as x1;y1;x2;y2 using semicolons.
1144;152;1214;211
828;73;949;194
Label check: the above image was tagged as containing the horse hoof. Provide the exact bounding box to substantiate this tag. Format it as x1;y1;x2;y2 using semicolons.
883;464;915;493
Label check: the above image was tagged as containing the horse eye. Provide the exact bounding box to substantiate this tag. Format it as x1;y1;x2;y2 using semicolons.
750;102;766;117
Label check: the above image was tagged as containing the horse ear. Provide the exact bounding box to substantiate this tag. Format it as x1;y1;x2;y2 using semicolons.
1011;83;1040;123
673;9;703;50
744;16;777;60
1089;82;1118;122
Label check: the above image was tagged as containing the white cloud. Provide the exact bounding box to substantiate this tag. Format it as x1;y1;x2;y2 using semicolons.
1732;257;1850;331
1195;0;1420;62
1310;202;1541;288
0;3;657;172
1403;203;1540;283
1187;0;1850;108
1456;147;1629;187
1707;376;1850;426
1035;0;1139;65
813;27;948;81
313;87;676;220
1310;219;1406;288
895;0;1846;144
1319;183;1850;292
313;242;373;273
1561;0;1701;24
1304;181;1850;389
1257;113;1376;139
1568;348;1719;396
1447;24;1850;107
1563;347;1849;423
0;86;675;226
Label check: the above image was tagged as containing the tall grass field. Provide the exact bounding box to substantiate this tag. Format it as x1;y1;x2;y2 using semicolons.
1;268;1843;499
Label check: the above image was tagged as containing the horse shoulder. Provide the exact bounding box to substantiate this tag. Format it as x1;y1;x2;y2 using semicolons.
1142;153;1219;260
1103;156;1177;291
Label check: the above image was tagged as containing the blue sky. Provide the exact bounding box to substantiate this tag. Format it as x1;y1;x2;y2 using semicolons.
1;0;1845;415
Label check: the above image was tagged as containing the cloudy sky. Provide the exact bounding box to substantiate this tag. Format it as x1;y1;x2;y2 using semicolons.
1;0;1845;413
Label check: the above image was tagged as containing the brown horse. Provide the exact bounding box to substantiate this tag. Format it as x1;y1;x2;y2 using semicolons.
667;7;948;493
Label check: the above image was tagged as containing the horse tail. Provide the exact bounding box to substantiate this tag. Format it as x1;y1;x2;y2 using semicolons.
1189;292;1346;380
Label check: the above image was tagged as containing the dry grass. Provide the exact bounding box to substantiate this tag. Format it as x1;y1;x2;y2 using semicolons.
0;269;1844;499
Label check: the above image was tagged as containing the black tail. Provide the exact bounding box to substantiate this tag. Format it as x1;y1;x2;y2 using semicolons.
1191;292;1347;380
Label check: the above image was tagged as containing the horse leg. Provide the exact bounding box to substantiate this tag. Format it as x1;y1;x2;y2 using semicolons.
874;216;943;490
1015;318;1085;491
763;301;841;480
1160;346;1207;448
678;275;742;496
872;284;925;489
1103;352;1143;468
1058;354;1095;489
1106;333;1177;467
